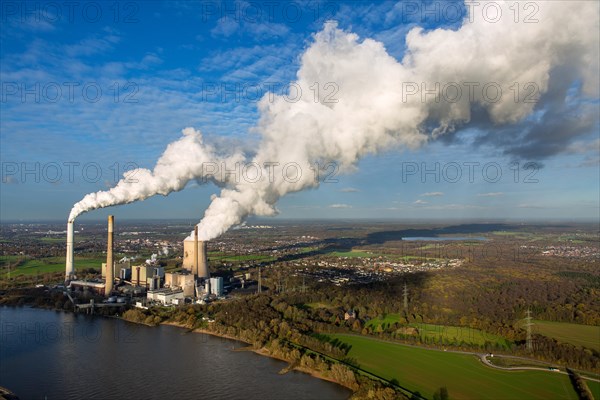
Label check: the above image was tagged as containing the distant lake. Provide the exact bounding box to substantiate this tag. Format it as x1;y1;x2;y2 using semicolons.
0;307;351;400
402;236;488;241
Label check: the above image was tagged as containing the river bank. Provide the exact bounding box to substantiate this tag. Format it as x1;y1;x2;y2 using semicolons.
159;320;357;394
0;290;397;399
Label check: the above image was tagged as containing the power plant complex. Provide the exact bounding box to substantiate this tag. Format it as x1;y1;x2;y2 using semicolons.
65;216;222;305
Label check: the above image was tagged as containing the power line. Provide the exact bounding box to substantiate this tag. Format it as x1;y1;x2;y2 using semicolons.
525;308;533;352
403;282;408;311
257;266;262;294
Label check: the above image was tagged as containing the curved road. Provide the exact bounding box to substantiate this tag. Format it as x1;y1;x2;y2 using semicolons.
335;333;600;383
479;354;600;383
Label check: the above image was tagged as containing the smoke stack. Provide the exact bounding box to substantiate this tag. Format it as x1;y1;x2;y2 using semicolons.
193;226;199;277
105;215;114;296
198;240;209;279
65;220;74;280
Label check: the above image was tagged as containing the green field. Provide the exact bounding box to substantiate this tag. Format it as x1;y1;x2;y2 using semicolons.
327;250;440;261
587;380;600;399
366;316;511;348
530;320;600;352
329;250;374;258
366;313;403;328
1;255;105;277
411;323;512;348
330;334;578;399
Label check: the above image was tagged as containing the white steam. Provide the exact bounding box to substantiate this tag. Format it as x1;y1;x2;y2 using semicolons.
68;1;598;240
196;1;598;240
68;127;242;222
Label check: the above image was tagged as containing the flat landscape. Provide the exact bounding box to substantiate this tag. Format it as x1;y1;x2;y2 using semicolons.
531;320;600;352
1;255;105;277
330;334;579;400
1;220;598;399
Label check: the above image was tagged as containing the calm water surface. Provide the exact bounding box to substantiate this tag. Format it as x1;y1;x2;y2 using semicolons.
0;307;351;400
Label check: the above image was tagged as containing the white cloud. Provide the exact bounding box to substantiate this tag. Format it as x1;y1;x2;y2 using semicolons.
517;204;544;209
340;187;359;192
413;199;428;205
566;138;600;154
329;203;352;208
477;192;504;197
422;204;487;210
420;192;443;197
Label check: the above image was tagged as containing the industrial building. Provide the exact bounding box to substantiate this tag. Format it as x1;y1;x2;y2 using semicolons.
164;271;196;297
69;280;106;295
208;277;224;297
182;228;209;278
147;288;184;305
102;259;130;280
130;265;164;288
65;216;214;303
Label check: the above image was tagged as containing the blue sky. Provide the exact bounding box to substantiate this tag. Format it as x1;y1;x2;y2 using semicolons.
1;0;598;222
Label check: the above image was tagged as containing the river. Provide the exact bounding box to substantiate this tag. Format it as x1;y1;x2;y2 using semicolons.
0;307;351;399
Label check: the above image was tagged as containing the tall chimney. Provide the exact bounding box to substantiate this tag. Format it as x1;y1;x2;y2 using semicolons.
65;220;74;280
193;226;199;277
105;215;114;296
198;240;209;279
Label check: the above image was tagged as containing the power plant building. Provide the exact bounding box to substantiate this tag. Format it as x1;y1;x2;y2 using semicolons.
209;277;224;297
131;264;165;287
182;238;209;278
64;215;211;300
164;271;195;297
102;260;131;279
147;288;184;305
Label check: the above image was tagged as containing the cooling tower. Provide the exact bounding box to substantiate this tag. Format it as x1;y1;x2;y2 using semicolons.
198;240;209;279
105;215;114;296
65;220;74;280
193;226;199;277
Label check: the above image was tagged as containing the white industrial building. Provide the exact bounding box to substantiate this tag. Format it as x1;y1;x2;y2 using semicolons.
147;288;184;305
209;277;224;297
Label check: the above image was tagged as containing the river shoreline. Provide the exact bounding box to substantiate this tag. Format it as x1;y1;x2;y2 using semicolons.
159;320;355;393
1;305;352;400
1;301;356;397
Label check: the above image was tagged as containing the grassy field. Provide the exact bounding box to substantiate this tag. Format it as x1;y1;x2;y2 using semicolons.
38;235;93;243
329;250;374;258
587;380;600;399
487;356;558;369
330;334;578;399
411;323;512;348
366;316;511;348
327;250;441;261
366;313;403;328
529;320;600;352
1;255;105;277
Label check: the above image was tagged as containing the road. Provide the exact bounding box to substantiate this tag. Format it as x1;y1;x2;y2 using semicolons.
335;333;600;383
479;354;600;383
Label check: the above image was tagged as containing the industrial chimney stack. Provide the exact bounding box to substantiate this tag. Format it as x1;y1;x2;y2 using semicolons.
193;226;199;277
105;215;114;296
65;220;74;280
198;240;209;279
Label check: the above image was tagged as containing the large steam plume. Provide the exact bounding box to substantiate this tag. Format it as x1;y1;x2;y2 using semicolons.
68;127;242;222
68;1;598;240
195;1;598;239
